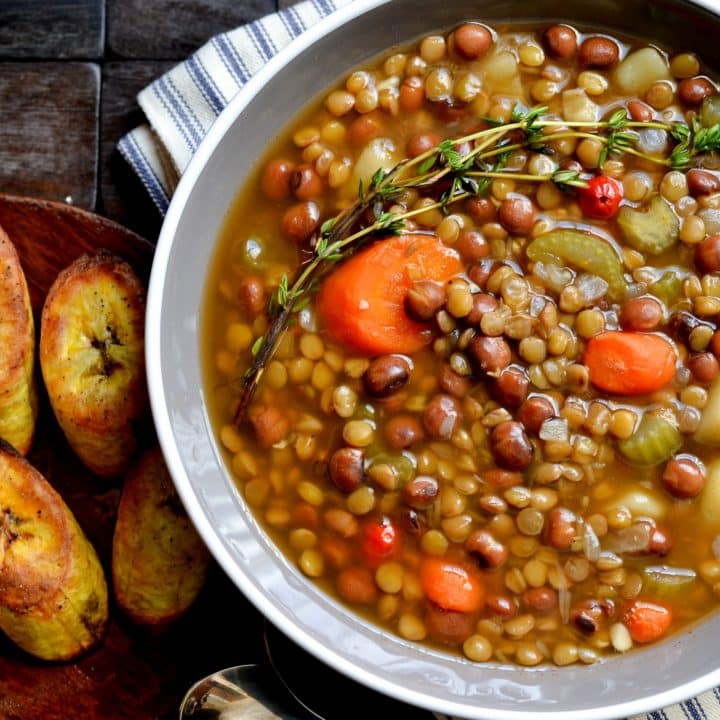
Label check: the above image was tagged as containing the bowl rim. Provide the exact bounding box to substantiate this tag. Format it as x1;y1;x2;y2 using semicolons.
147;1;720;717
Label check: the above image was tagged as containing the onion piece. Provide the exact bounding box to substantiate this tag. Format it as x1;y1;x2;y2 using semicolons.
583;523;601;563
636;128;668;155
559;587;572;624
532;262;573;294
298;307;317;331
539;418;569;442
699;208;720;234
604;522;651;554
642;565;696;598
576;273;609;304
712;535;720;561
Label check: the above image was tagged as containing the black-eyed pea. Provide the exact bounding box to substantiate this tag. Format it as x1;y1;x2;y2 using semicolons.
466;530;508;569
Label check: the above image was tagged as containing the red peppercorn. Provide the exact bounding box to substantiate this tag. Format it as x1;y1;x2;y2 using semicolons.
578;175;623;219
362;517;398;566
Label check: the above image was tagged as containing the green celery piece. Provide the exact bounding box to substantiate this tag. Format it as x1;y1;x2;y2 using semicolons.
642;565;696;598
649;271;681;306
527;229;627;302
617;196;679;256
618;413;681;467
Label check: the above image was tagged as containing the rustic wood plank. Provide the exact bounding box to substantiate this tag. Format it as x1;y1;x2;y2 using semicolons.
0;0;104;59
99;61;176;241
0;63;99;210
107;0;276;59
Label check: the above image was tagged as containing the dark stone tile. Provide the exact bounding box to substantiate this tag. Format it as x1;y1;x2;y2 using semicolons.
99;61;177;241
0;62;99;210
107;0;275;59
0;0;104;59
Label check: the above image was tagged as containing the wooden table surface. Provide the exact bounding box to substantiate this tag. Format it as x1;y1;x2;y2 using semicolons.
0;1;302;718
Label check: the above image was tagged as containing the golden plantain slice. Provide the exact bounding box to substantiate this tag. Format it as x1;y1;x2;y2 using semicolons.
0;440;108;660
112;447;210;626
40;251;147;477
0;224;37;455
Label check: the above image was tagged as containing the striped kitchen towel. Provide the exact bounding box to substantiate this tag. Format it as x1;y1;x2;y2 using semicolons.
118;2;720;719
118;0;352;214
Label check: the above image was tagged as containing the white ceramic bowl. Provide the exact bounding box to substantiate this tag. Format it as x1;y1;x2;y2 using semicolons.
147;1;720;717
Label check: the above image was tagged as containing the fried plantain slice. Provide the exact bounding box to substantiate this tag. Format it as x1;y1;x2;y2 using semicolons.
40;251;147;477
112;447;210;626
0;224;37;455
0;440;108;660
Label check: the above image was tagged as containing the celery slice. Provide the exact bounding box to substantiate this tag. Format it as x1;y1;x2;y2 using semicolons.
642;565;696;598
617;196;679;256
618;413;681;467
649;271;681;307
527;229;627;302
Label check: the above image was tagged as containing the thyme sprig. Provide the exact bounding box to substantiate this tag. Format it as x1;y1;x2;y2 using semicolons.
669;117;720;169
598;108;637;167
233;104;720;424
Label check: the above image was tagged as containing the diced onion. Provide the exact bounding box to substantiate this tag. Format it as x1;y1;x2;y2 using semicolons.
583;523;601;562
539;418;569;442
559;587;571;624
699;208;720;234
532;262;573;294
636;129;668;156
605;523;651;554
298;308;317;331
576;273;609;304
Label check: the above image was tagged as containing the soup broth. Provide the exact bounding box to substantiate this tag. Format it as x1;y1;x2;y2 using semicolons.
204;21;720;666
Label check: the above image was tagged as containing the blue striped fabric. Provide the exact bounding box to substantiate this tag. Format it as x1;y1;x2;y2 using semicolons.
118;2;720;719
118;0;351;212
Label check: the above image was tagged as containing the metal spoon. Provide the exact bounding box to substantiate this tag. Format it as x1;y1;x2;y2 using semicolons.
179;661;318;719
179;622;433;720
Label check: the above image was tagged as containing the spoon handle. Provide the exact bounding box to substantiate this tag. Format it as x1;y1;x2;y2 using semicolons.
179;664;313;720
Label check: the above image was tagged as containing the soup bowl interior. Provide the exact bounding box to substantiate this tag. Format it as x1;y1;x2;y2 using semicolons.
148;0;720;717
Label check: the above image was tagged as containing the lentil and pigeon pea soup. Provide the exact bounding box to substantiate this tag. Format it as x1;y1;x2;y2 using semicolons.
204;21;720;667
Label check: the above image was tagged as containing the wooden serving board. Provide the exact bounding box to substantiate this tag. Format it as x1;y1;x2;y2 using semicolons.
0;194;266;720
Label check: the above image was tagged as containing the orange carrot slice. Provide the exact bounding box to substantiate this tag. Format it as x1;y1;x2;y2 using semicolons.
317;233;462;355
624;600;672;643
420;558;485;613
584;331;677;395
